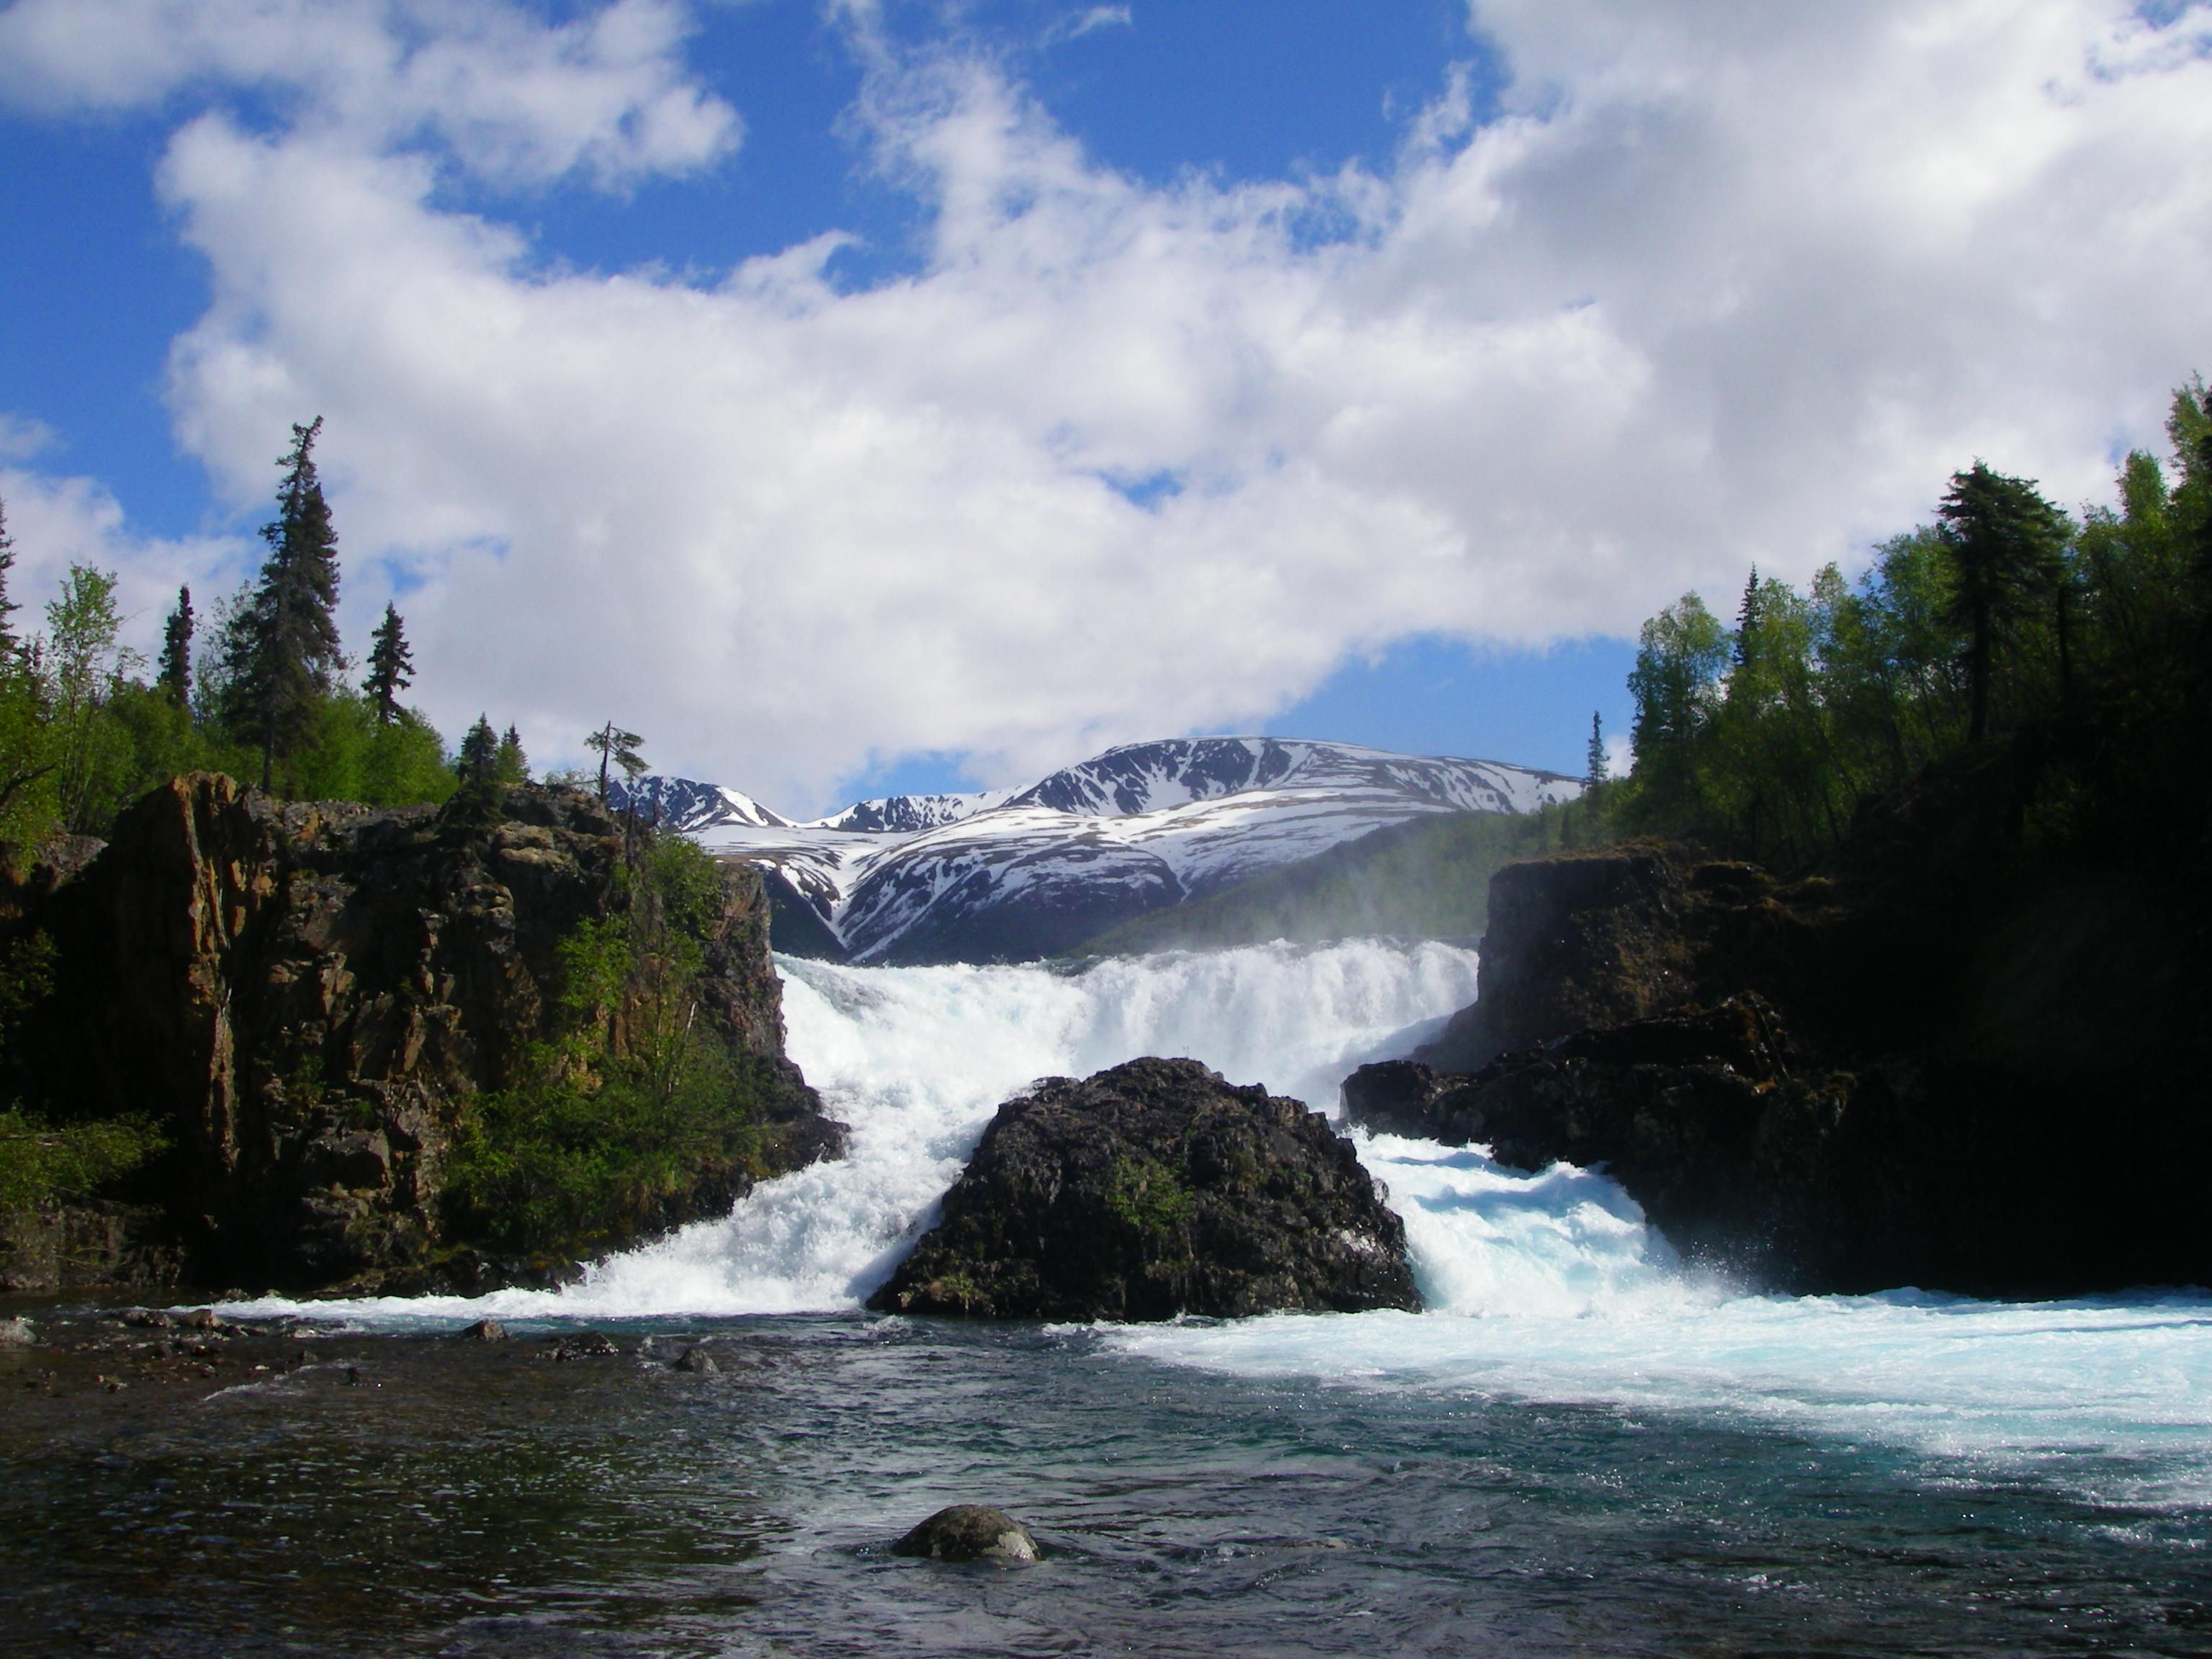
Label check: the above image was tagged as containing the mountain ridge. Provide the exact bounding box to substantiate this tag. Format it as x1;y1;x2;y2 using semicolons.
613;737;1580;965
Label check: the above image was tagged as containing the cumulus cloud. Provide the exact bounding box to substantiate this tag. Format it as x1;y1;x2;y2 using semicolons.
0;0;739;184
1;0;2207;811
0;463;248;658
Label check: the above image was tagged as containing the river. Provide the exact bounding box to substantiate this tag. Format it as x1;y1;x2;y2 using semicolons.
4;940;2208;1655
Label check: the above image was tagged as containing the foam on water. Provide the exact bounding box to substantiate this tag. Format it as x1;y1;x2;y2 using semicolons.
246;939;1483;1324
230;942;2212;1511
1107;1124;2212;1508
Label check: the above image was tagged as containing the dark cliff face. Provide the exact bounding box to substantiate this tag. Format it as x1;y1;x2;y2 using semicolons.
1355;827;2211;1297
1415;843;1843;1074
1;774;842;1293
869;1056;1420;1321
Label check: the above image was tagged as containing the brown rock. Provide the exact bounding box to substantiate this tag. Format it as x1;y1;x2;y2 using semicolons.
0;775;845;1294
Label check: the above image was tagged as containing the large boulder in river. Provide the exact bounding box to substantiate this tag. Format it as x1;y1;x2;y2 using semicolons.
868;1057;1420;1321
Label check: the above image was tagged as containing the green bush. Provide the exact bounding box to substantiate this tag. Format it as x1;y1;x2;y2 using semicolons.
442;833;768;1253
0;1108;168;1212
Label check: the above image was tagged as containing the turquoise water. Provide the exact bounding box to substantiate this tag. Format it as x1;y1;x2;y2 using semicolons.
4;1310;2208;1655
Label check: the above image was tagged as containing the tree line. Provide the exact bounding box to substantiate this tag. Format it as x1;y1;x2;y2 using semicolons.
0;419;624;860
1608;377;2212;866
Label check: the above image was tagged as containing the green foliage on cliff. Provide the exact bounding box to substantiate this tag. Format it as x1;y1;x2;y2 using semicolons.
0;422;526;862
0;932;165;1211
444;836;774;1254
1619;377;2212;866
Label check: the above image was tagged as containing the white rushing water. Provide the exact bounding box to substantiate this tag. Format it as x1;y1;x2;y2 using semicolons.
244;940;2212;1507
275;938;1483;1322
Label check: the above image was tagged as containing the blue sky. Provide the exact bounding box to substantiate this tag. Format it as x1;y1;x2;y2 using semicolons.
0;1;2204;811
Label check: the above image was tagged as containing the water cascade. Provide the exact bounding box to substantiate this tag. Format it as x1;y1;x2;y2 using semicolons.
256;940;2212;1506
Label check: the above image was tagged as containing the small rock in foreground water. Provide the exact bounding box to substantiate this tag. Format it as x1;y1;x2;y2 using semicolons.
890;1505;1039;1565
673;1347;717;1374
0;1317;33;1347
459;1318;508;1341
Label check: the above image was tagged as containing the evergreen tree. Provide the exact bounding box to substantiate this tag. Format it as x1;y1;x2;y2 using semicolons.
495;724;529;786
457;714;499;786
1732;565;1760;670
0;496;18;663
158;586;193;709
585;721;645;800
363;602;413;725
222;418;343;789
1936;462;2068;742
1586;711;1609;785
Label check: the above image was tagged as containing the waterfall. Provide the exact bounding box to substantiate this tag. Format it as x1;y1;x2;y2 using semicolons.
548;938;1502;1316
232;940;2212;1506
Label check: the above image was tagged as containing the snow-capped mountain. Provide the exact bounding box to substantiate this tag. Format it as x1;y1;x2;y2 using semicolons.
629;737;1580;965
809;789;1017;834
609;775;793;832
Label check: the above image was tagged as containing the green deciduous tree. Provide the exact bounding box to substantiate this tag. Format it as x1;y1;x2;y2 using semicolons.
45;565;140;836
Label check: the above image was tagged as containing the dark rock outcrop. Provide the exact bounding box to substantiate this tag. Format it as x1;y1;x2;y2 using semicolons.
869;1057;1419;1321
1351;823;2212;1295
1416;844;1837;1074
0;1201;188;1293
0;773;845;1294
891;1505;1040;1564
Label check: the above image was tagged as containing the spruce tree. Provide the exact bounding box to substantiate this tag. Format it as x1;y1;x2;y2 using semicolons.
1586;711;1609;785
495;724;529;786
158;586;194;709
222;418;343;789
457;714;499;786
1732;565;1760;670
0;496;17;663
1936;462;2068;742
363;602;414;725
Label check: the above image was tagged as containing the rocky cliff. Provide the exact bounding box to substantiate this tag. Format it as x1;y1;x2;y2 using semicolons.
1348;830;2211;1295
0;774;844;1294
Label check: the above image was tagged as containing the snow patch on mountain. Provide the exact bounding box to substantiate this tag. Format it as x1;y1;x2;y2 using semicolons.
626;738;1580;964
608;775;792;832
806;789;1018;834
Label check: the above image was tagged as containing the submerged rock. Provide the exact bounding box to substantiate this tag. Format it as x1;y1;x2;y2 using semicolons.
868;1056;1419;1321
890;1505;1039;1564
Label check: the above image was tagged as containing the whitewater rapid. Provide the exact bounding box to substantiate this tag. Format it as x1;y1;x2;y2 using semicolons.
240;939;2212;1509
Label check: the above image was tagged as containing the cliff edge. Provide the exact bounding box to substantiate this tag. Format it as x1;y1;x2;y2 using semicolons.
0;773;845;1295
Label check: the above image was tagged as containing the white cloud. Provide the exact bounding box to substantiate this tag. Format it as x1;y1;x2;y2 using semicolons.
0;415;56;462
0;0;739;185
0;465;249;658
2;0;2208;812
1044;6;1133;48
